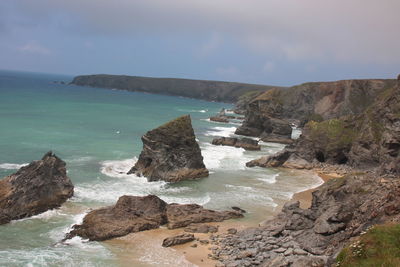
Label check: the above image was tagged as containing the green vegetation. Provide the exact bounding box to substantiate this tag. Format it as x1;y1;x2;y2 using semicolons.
336;224;400;267
307;118;358;153
308;113;324;122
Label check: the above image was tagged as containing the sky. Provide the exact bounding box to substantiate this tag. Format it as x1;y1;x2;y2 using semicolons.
0;0;399;86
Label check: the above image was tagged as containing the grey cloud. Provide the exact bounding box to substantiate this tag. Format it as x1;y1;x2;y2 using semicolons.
10;0;400;64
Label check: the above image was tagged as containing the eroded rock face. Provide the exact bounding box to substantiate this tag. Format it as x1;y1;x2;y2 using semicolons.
212;137;261;151
247;79;400;174
128;115;209;182
65;195;243;241
0;152;74;225
236;79;396;140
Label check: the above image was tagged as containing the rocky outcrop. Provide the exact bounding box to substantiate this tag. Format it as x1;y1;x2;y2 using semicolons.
162;234;195;247
248;78;400;174
0;152;74;224
236;114;293;144
184;224;218;233
212;173;400;266
236;79;396;140
71;74;282;103
166;203;243;229
210;116;229;123
212;137;261;151
65;195;243;241
128;115;209;182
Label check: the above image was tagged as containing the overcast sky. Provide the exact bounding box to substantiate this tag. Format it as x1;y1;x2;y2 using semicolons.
0;0;399;85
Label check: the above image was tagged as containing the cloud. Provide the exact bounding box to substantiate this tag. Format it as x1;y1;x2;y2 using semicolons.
216;66;240;77
7;0;400;65
197;33;223;58
263;61;275;73
18;41;51;55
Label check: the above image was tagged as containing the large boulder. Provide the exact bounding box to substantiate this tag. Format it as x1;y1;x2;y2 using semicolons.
0;152;74;224
212;137;261;150
65;195;168;241
128;115;209;182
65;195;244;241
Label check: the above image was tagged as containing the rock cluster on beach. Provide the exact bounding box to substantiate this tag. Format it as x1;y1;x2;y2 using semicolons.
128;115;209;182
65;194;244;241
212;137;261;151
211;173;400;266
0;152;74;224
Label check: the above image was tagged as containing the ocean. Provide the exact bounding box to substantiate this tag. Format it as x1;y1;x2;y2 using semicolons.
0;70;322;266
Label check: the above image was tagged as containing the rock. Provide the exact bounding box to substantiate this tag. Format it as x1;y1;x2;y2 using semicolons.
65;195;167;241
128;115;209;182
231;206;246;213
227;228;238;235
0;152;74;225
167;203;243;229
212;137;261;150
184;224;218;233
191;243;198;248
162;234;195;247
246;150;292;168
293;248;308;255
65;194;245;241
210;116;229;123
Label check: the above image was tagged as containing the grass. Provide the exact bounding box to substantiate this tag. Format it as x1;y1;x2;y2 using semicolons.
336;224;400;267
307;118;357;153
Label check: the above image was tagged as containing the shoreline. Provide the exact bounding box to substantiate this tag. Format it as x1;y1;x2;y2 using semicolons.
107;170;343;267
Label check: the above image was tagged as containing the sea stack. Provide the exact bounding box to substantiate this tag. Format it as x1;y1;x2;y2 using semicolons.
128;115;209;182
0;152;74;224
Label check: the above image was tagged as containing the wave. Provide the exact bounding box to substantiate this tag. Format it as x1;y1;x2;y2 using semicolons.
74;158;211;206
100;158;137;178
0;163;28;170
177;108;208;113
201;143;247;170
257;173;280;184
204;126;236;137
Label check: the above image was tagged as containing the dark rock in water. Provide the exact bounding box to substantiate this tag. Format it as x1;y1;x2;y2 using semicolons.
231;206;246;213
128;115;209;182
166;203;243;229
212;137;261;151
65;194;243;241
235;114;293;144
184;224;218;233
209;116;229;123
65;195;168;241
162;234;195;247
0;152;74;225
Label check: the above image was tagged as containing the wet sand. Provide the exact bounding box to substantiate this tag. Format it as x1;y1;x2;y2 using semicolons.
293;172;343;209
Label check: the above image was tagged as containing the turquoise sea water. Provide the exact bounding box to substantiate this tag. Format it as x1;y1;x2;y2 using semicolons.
0;70;322;266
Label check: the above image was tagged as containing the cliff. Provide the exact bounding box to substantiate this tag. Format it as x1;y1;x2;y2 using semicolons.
71;74;284;103
248;78;400;174
236;79;397;141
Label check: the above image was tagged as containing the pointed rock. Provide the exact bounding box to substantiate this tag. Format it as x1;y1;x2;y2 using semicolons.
128;115;209;182
0;152;74;224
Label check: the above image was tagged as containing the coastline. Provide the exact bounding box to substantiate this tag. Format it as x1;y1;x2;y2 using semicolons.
107;170;342;267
